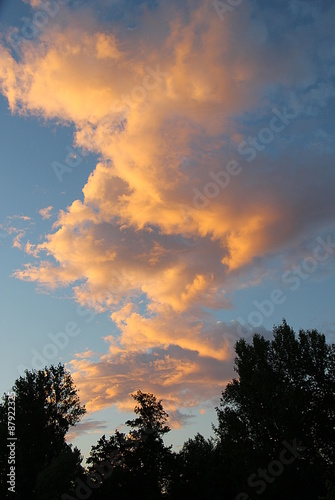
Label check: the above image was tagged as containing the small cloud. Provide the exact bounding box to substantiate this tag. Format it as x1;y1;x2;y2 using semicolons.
12;232;25;250
168;410;195;429
1;215;35;249
39;206;53;220
66;418;108;441
9;215;31;222
75;350;97;359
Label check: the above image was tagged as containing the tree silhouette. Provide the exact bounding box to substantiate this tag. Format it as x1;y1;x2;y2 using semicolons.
125;390;170;438
87;390;173;499
215;320;335;499
86;431;133;499
0;363;86;499
125;390;173;498
169;433;218;499
35;444;84;500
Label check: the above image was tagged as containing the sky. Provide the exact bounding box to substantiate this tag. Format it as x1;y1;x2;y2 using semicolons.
1;0;335;459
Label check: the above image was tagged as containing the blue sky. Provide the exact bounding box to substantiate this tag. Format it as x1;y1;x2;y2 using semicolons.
1;0;335;459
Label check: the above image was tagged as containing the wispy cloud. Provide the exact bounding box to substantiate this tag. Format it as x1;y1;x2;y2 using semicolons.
12;231;25;250
66;418;109;441
0;215;34;249
39;206;53;220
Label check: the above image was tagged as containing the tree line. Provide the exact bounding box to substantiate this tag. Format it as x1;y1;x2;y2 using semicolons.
1;320;334;499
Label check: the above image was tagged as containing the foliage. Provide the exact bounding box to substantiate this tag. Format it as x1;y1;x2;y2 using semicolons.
215;320;335;499
35;444;84;500
125;390;170;438
86;391;173;499
0;363;86;499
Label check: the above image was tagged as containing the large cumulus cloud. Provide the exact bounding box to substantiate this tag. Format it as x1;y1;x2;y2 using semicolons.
2;0;335;420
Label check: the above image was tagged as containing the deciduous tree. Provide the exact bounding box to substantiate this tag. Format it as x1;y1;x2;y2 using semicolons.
215;320;335;499
0;363;86;499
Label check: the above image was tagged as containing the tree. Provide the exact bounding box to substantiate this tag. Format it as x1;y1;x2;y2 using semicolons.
87;390;173;499
170;433;218;499
125;390;170;438
125;390;172;498
215;320;335;499
86;431;132;499
35;444;84;500
320;480;335;500
0;363;86;499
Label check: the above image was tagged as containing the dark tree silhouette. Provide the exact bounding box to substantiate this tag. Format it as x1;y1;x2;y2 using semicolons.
86;431;133;498
215;320;335;499
169;433;219;499
125;390;170;438
87;390;173;499
126;390;173;498
36;444;84;500
0;363;86;499
87;431;127;469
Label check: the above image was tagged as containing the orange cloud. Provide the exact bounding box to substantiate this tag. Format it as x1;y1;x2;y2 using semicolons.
67;334;235;416
0;1;291;274
2;0;334;418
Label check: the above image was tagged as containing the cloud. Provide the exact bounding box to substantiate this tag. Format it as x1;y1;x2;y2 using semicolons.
9;215;32;221
67;328;238;418
12;231;25;250
66;418;109;441
0;215;35;249
39;206;53;219
168;410;195;430
74;349;98;359
1;0;335;417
